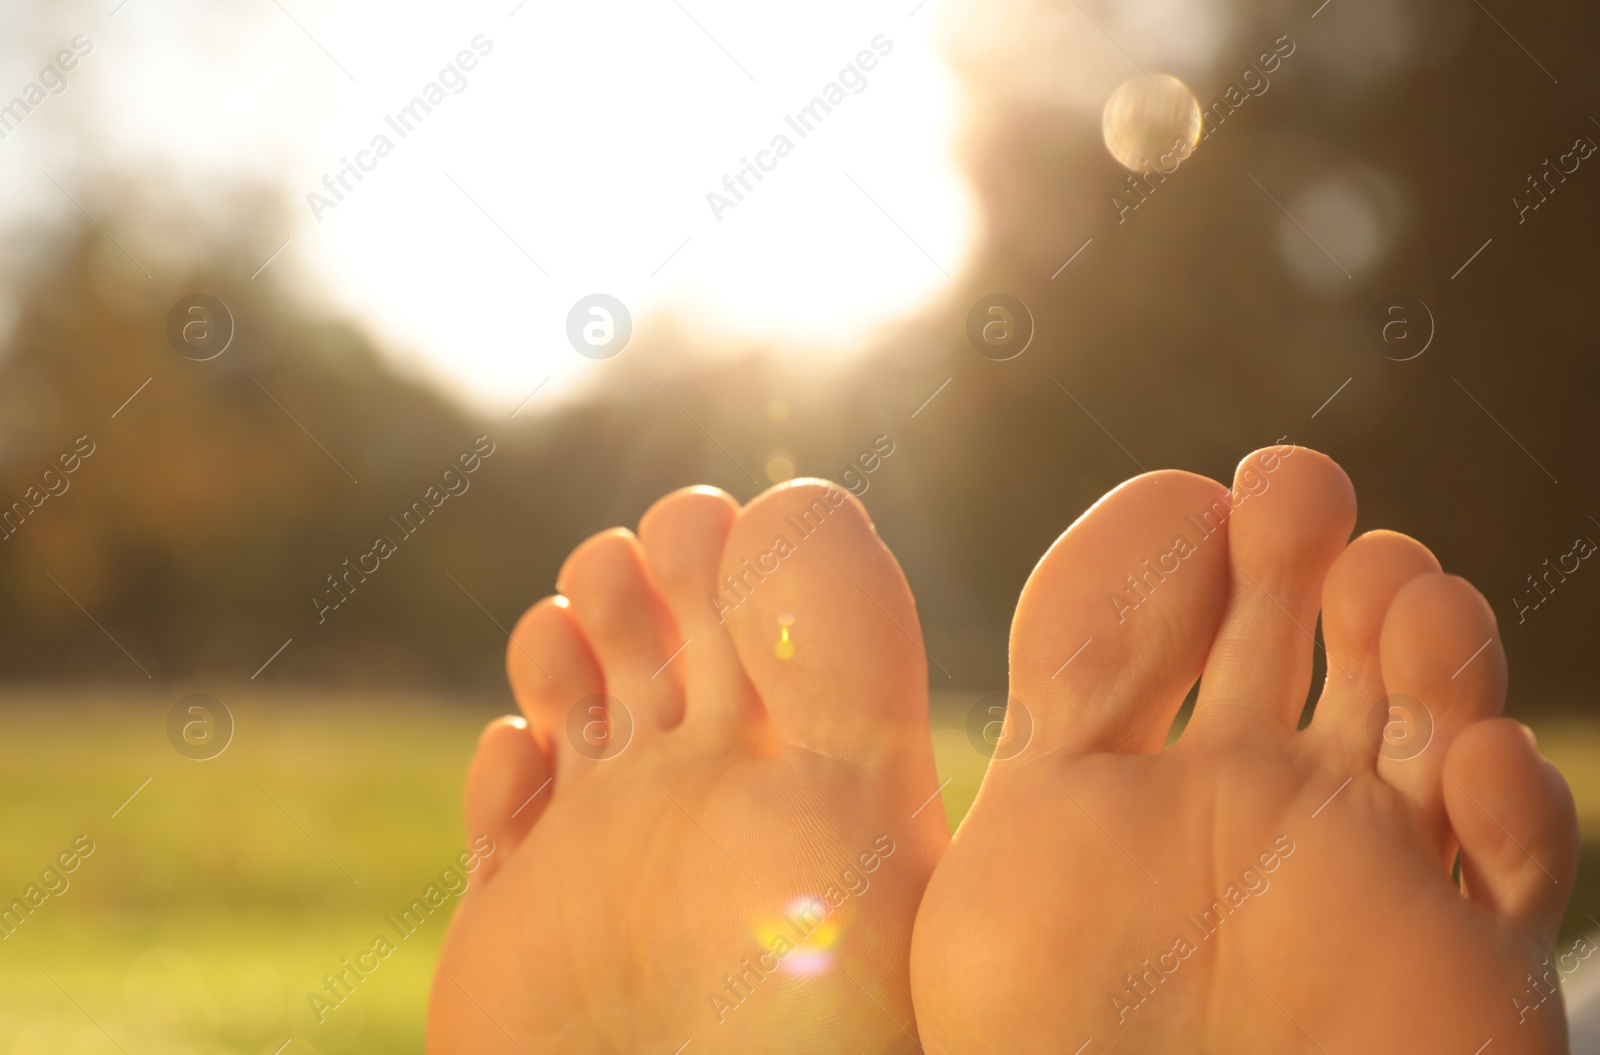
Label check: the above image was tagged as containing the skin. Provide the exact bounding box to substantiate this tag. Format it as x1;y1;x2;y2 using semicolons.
429;445;1580;1054
428;481;949;1054
910;447;1580;1054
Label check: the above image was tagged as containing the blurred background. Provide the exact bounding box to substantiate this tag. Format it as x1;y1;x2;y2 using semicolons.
1;0;1597;1050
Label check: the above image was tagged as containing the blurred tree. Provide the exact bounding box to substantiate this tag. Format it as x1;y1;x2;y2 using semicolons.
0;0;1596;714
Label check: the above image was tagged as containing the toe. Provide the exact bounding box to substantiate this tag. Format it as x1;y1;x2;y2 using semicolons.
718;479;932;775
557;528;686;735
1308;530;1441;754
1446;719;1577;942
1191;445;1356;733
462;716;552;882
638;486;769;748
1378;572;1506;859
507;596;605;785
1008;469;1231;758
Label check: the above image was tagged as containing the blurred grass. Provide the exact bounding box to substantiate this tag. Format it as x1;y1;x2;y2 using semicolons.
0;690;495;1055
0;691;1595;1052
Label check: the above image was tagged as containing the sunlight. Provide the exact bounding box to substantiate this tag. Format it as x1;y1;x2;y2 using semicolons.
285;0;975;407
2;0;974;410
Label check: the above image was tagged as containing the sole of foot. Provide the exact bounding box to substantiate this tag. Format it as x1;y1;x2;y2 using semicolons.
430;481;949;1055
911;445;1578;1054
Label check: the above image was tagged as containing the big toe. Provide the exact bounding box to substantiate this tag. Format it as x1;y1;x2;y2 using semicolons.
1008;469;1232;758
718;479;934;780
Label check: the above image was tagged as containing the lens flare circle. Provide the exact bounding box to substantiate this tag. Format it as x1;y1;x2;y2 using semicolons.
753;896;842;977
1101;74;1202;173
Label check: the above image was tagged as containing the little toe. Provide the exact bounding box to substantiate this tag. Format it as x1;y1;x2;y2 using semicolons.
557;528;686;737
1191;445;1356;733
1378;572;1506;859
638;486;768;749
507;596;604;785
1445;719;1577;942
1008;469;1232;758
718;479;933;779
1308;530;1441;753
462;716;552;883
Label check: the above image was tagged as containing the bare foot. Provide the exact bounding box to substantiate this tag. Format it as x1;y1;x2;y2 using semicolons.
429;482;948;1054
911;446;1579;1054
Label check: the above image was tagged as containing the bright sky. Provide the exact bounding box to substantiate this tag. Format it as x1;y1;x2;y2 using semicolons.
1;0;977;412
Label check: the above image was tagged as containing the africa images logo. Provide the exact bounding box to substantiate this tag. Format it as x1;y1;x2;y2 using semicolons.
305;36;495;221
705;34;895;221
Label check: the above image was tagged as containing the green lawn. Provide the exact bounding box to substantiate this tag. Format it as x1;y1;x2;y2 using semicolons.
0;690;1595;1053
0;691;484;1055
